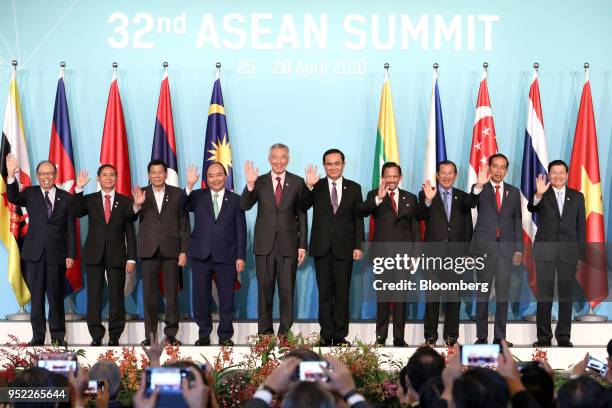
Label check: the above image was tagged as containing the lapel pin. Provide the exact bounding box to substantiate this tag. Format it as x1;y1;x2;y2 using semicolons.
406;203;410;206
224;197;228;201
454;196;458;200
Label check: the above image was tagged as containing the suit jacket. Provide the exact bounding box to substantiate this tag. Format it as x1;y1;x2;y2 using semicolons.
302;177;365;260
360;188;420;244
6;182;75;264
71;191;137;267
468;182;523;258
416;187;473;257
527;186;586;263
135;184;190;259
181;188;246;264
240;171;308;256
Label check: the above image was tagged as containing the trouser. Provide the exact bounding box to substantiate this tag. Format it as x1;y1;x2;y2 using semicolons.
314;250;353;341
25;259;66;341
191;257;237;340
376;302;406;341
535;259;574;342
255;237;298;335
141;249;180;340
475;247;513;341
86;260;125;341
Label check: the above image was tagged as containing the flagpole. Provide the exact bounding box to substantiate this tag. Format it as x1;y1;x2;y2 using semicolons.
5;60;31;322
575;62;606;323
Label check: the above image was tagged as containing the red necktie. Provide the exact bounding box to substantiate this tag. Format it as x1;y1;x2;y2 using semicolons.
389;191;398;215
274;177;282;208
104;194;111;223
495;185;502;212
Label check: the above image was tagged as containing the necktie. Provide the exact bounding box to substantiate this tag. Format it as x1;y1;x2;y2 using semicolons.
495;185;502;212
389;191;398;215
45;191;52;217
556;190;563;216
104;194;111;224
213;192;220;219
331;181;339;214
274;176;282;208
443;191;450;221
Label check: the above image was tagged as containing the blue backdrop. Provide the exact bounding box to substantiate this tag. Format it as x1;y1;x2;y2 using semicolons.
0;0;610;320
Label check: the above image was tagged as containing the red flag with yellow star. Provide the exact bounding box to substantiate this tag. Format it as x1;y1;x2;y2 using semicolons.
568;70;607;308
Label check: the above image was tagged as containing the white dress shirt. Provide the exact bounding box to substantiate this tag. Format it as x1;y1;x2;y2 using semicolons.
152;186;165;213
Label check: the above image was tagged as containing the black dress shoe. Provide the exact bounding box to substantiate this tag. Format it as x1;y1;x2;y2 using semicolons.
533;340;552;347
375;337;386;346
219;339;234;347
108;338;119;346
424;338;437;347
393;339;408;347
140;339;151;347
260;330;274;336
333;338;351;347
557;340;573;347
475;338;487;344
52;338;68;347
90;339;102;346
444;337;458;347
493;339;513;347
315;338;332;347
195;337;211;346
28;339;44;346
165;336;181;346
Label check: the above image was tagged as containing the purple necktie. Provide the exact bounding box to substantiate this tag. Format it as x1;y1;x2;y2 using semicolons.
331;182;339;214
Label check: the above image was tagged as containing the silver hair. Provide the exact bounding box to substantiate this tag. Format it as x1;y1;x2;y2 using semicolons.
269;143;290;156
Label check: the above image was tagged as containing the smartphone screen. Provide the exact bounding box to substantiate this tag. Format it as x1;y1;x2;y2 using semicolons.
461;344;500;367
146;368;182;393
587;356;608;376
298;361;329;382
85;380;98;395
36;353;77;376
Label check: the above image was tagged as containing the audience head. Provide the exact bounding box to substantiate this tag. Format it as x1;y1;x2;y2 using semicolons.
89;360;121;401
418;376;444;408
452;367;510;408
400;346;445;397
557;375;604;408
10;367;63;408
282;381;335;408
518;362;554;408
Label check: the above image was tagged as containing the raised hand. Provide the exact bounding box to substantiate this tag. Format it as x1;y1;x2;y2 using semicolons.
476;165;489;188
422;179;437;202
305;164;320;188
535;174;550;198
76;169;90;189
5;153;18;177
244;161;259;187
186;164;199;189
132;185;146;206
377;179;387;200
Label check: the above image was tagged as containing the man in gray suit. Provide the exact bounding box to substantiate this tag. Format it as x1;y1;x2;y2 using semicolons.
468;153;523;346
132;159;190;346
240;143;308;336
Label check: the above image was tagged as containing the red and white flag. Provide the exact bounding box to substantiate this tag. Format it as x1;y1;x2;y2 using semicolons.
466;69;499;224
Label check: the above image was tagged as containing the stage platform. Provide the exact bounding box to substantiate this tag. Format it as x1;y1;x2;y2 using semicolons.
1;321;610;370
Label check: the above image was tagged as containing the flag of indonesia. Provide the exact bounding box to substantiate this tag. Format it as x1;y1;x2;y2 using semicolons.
520;69;549;295
466;67;499;224
49;66;82;294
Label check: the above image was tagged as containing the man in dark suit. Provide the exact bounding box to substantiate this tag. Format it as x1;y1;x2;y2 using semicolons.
240;143;308;336
528;160;586;347
468;153;523;346
181;162;246;346
416;160;473;347
303;148;365;346
360;162;420;347
5;154;75;346
71;164;137;346
132;159;190;347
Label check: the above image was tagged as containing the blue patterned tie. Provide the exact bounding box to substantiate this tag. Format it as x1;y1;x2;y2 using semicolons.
443;191;450;221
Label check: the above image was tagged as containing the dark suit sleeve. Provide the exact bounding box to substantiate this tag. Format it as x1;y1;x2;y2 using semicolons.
240;184;259;211
359;190;378;217
236;205;247;260
179;206;190;254
526;195;542;213
412;204;421;243
70;192;88;218
301;185;314;211
298;210;308;251
6;181;28;206
466;184;480;208
180;189;195;212
66;200;76;259
513;190;524;253
577;192;586;261
415;190;430;221
125;202;137;260
354;185;365;250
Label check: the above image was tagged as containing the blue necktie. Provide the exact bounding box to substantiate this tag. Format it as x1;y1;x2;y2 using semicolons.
443;191;450;221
